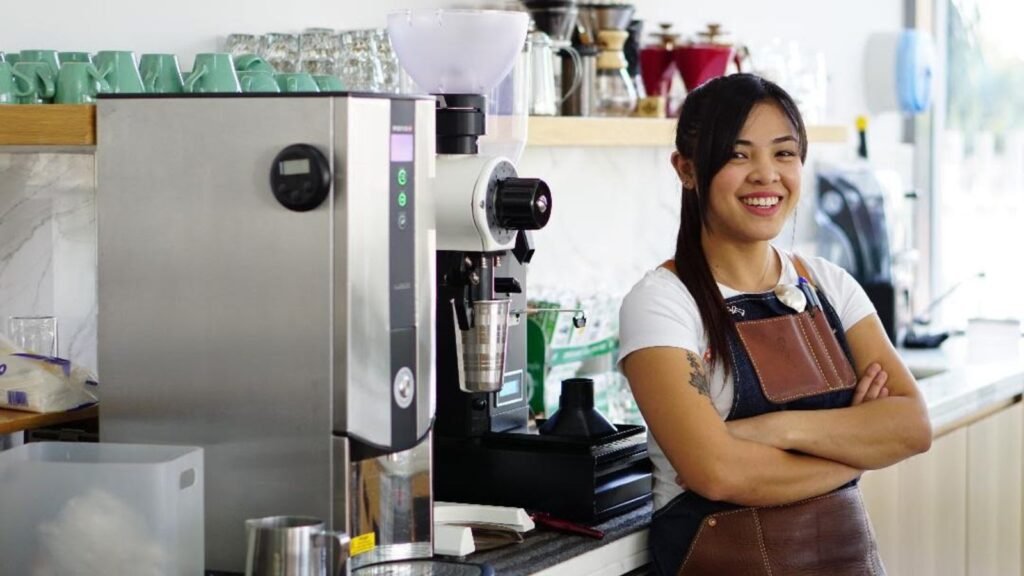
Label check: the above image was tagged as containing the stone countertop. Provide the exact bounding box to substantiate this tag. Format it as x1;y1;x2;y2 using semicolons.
901;336;1024;434
467;503;651;576
466;336;1024;575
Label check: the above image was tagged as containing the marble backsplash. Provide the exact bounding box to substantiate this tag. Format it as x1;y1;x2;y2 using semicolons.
519;145;832;300
0;142;845;381
0;153;97;374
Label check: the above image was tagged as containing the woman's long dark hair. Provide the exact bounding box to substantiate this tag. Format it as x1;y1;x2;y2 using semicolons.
673;74;808;375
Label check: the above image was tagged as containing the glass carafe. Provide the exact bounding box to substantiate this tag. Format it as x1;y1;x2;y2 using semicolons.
593;30;637;117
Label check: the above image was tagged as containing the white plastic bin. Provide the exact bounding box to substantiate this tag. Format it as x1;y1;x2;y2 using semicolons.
0;442;203;576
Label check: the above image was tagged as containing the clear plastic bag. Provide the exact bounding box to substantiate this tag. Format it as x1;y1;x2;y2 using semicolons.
0;335;98;413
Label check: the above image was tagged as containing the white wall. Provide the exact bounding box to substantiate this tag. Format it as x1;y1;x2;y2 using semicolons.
0;0;903;133
0;0;908;296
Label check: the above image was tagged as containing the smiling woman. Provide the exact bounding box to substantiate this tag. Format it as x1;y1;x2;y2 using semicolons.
618;74;932;575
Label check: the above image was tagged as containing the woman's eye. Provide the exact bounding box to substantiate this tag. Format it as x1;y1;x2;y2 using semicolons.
731;151;747;159
777;150;797;158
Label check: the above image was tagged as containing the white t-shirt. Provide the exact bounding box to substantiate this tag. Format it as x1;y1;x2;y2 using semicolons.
618;247;876;509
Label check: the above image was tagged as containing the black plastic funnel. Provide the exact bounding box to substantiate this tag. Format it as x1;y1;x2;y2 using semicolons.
538;377;618;439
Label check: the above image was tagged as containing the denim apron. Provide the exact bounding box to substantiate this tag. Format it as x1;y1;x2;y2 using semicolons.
648;258;882;576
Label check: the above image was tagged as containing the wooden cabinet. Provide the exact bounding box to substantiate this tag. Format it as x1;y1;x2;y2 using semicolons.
861;403;1024;576
966;403;1022;576
897;427;969;576
859;461;900;568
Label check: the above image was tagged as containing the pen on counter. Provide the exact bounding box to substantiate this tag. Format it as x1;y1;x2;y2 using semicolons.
530;512;605;539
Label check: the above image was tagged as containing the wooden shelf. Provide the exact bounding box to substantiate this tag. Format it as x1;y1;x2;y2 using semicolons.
527;116;849;147
0;106;845;149
0;404;98;435
0;104;96;147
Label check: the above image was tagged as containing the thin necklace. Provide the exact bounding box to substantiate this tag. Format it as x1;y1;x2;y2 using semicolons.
713;248;775;291
752;248;775;290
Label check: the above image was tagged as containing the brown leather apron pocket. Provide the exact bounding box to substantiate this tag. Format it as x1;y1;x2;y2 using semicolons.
735;310;856;403
678;486;884;576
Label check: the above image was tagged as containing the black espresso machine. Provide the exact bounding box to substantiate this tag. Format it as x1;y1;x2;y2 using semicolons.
816;165;901;343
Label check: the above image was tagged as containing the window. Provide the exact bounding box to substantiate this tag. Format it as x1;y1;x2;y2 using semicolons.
933;0;1024;326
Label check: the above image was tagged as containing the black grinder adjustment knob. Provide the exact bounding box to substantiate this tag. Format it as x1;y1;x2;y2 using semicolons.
494;178;552;231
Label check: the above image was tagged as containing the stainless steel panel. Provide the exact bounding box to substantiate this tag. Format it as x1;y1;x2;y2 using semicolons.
332;436;352;573
348;434;433;570
334;97;393;446
414;98;437;437
97;97;335;572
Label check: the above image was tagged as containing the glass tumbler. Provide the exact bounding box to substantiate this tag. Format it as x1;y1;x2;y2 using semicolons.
300;28;337;76
372;29;401;93
337;30;384;92
224;33;262;58
261;32;300;73
8;316;58;357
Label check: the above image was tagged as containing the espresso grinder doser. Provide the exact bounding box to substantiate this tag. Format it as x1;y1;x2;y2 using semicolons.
388;10;547;429
389;9;652;526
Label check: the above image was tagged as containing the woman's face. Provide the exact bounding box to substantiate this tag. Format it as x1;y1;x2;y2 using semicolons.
703;102;802;243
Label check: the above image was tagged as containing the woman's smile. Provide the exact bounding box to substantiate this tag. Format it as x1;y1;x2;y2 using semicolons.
738;192;784;216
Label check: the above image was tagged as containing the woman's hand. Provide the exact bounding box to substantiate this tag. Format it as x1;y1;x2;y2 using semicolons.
720;363;891;451
851;362;889;406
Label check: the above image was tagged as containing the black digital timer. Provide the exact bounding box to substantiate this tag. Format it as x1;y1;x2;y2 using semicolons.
269;144;331;212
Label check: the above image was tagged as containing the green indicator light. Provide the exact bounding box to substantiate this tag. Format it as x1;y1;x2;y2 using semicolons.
398;191;408;207
397;168;408;186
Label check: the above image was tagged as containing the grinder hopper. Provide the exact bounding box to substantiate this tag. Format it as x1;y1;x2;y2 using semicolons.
388;9;531;164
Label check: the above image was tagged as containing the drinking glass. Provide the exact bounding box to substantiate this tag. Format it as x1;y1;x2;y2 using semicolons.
337;30;383;92
8;316;58;356
261;32;300;73
372;29;401;93
300;28;337;60
301;58;335;76
300;28;337;76
225;34;262;58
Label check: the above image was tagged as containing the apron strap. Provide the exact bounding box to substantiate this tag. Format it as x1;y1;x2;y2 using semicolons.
791;254;818;290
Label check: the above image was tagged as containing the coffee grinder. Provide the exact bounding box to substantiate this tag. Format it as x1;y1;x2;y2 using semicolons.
390;9;651;526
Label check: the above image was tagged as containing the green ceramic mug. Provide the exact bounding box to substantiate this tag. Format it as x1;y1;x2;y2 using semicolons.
13;61;56;103
0;62;33;104
93;51;145;94
56;62;110;103
139;54;184;94
275;72;319;93
58;51;93;64
19;49;61;76
312;74;344;92
234;53;276;74
185;53;240;93
238;70;280;93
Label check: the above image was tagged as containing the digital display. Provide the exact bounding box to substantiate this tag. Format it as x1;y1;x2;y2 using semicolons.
280;158;310;176
391;133;414;163
499;375;520;399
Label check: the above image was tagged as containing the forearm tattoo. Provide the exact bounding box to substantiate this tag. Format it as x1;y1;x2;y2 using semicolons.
686;351;711;398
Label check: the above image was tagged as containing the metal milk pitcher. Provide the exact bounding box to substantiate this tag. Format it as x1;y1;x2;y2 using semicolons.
245;516;350;576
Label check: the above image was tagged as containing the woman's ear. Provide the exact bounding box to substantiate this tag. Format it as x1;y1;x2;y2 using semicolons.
671;151;696;189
